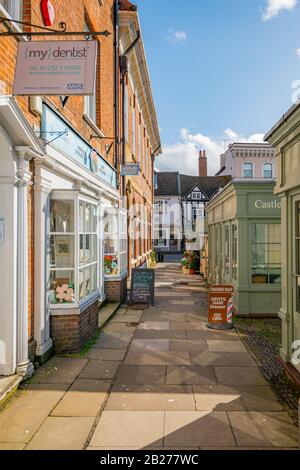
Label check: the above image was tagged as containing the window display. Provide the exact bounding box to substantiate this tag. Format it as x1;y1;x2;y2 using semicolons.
251;224;281;284
104;208;128;277
49;195;99;306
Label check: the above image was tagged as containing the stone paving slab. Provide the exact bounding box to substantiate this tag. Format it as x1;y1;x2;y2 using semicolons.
26;417;94;450
0;384;67;443
170;321;204;331
164;411;237;447
28;357;87;385
105;384;195;411
138;321;170;330
115;365;166;385
134;329;187;340
228;411;299;448
85;348;127;361
169;340;208;352
51;379;110;417
79;360;120;380
0;443;26;450
190;351;257;367
207;340;248;353
89;411;164;448
214;367;269;386
125;351;191;366
129;339;170;353
166;366;217;385
93;333;133;349
193;384;283;411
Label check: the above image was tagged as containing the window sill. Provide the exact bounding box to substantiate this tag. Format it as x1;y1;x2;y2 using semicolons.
83;114;105;138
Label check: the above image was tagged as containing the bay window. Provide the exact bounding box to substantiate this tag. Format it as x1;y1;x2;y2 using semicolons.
49;192;100;307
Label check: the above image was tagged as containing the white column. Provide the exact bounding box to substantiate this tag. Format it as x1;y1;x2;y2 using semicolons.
34;162;53;359
14;149;34;379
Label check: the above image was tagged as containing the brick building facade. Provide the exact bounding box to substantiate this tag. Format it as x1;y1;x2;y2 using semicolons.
0;0;161;377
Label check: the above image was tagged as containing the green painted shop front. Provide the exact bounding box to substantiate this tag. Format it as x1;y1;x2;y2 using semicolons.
206;181;281;316
265;102;300;373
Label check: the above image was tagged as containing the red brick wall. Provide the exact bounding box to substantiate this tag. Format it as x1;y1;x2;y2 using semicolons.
0;1;116;351
104;278;127;303
50;301;99;353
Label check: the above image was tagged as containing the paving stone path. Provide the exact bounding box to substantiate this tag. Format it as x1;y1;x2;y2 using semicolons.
0;263;299;450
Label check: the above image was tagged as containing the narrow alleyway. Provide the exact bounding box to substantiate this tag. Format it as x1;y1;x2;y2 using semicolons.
0;263;299;450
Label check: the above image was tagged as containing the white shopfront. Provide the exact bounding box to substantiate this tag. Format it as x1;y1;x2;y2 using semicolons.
0;98;125;376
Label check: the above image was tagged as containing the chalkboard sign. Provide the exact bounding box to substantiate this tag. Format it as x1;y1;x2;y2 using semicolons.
130;268;155;306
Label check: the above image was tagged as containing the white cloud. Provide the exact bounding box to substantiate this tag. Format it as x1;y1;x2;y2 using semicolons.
296;48;300;57
262;0;297;21
165;28;187;44
155;128;265;176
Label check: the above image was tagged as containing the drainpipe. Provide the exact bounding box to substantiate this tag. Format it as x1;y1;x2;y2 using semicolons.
114;0;120;183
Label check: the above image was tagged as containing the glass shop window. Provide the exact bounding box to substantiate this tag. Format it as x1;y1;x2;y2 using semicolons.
251;224;281;284
49;196;99;306
103;208;128;277
232;224;238;280
79;202;98;300
225;225;230;275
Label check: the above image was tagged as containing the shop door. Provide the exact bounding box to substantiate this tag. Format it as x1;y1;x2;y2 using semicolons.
292;197;300;372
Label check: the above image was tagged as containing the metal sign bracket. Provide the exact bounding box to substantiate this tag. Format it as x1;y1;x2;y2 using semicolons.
0;16;111;38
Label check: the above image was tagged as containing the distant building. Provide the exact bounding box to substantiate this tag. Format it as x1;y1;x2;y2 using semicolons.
216;143;276;180
154;153;230;273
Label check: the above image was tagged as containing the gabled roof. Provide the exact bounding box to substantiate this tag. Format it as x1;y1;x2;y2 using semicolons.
180;175;231;199
155;172;180;196
185;184;209;200
154;172;231;198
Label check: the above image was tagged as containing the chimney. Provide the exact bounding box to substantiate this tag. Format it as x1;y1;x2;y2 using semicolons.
199;149;207;176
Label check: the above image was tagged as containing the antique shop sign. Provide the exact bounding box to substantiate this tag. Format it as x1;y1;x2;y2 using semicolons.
130;269;155;306
208;285;234;326
121;164;140;176
42;105;117;188
13;40;97;96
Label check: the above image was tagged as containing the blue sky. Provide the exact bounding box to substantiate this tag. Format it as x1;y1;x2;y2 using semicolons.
134;0;300;175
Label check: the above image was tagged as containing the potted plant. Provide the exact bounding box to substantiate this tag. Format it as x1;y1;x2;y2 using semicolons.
181;256;188;274
150;249;157;268
188;252;197;275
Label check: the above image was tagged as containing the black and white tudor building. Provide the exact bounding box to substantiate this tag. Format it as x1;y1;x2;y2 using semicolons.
154;172;230;252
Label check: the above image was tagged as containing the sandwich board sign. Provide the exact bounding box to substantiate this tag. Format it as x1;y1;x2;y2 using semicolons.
207;285;234;330
130;269;155;306
13;40;98;96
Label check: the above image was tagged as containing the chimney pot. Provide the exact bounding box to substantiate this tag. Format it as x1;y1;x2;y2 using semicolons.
198;149;208;177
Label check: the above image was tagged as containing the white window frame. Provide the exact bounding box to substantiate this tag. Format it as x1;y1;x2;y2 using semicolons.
49;191;101;310
124;85;129;142
84;22;97;124
0;0;22;20
263;162;273;179
243;162;254;179
132;104;136;157
103;207;128;279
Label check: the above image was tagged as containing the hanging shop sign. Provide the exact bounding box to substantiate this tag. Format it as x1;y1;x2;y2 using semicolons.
42;105;117;188
130;269;155;306
40;0;55;26
207;285;234;330
121;164;140;176
13;40;97;96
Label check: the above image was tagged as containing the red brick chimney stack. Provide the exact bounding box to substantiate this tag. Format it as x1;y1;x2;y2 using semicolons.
199;149;207;177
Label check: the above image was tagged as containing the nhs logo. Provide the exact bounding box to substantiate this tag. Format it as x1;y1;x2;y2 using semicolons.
67;83;84;90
